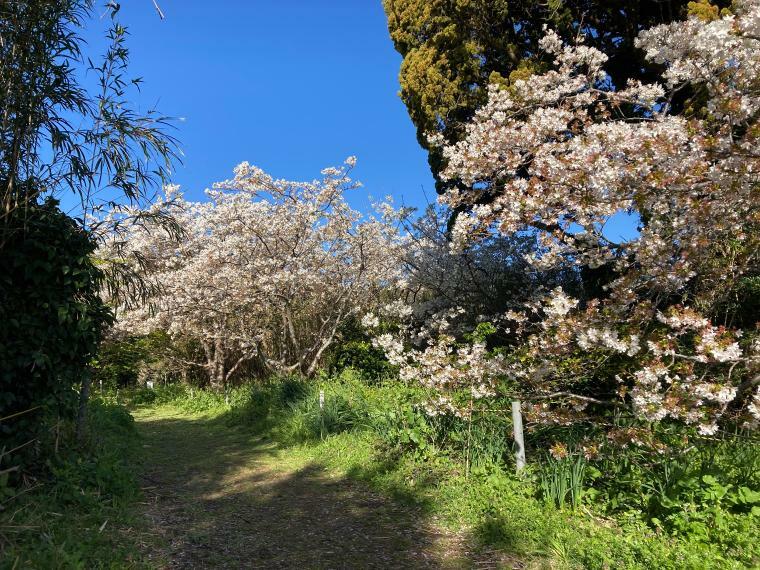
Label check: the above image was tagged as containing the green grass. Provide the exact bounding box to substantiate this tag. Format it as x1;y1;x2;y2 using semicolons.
280;429;754;569
128;371;758;569
30;373;750;569
0;399;149;569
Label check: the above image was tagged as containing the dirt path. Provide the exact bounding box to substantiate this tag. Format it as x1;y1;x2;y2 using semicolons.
133;405;515;569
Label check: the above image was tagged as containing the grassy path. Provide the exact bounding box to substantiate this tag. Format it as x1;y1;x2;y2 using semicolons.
133;405;512;569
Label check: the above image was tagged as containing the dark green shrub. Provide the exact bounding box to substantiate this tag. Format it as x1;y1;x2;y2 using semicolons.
0;200;112;454
93;331;182;391
126;383;189;407
330;340;397;381
328;316;397;381
92;337;147;390
275;376;310;404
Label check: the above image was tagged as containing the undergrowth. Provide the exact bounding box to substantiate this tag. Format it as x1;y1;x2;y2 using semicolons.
0;398;146;569
126;370;760;569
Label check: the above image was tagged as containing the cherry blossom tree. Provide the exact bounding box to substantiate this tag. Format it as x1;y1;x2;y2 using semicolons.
106;159;403;388
385;203;575;334
375;1;760;433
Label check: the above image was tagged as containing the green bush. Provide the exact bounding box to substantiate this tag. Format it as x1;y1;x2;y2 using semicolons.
0;200;112;458
92;331;175;391
327;317;397;381
126;382;189;407
329;340;397;382
372;399;436;458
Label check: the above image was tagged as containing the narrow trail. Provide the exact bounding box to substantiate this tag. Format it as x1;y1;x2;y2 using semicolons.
133;405;514;569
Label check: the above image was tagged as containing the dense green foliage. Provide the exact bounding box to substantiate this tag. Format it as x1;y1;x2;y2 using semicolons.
0;0;178;463
327;318;398;381
0;200;111;452
93;332;182;391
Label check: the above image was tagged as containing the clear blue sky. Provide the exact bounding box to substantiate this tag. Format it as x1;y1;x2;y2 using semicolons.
80;0;436;214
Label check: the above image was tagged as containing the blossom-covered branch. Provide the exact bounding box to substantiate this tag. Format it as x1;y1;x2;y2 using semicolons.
372;2;760;433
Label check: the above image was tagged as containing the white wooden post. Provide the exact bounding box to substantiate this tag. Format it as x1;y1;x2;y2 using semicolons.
512;400;526;472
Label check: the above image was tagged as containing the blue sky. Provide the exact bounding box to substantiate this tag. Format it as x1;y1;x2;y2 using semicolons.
80;0;436;214
78;0;638;242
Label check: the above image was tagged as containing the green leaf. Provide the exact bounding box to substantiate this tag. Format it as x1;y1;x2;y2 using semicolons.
737;486;760;505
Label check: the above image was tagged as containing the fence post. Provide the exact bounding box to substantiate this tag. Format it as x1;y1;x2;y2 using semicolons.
512;400;526;472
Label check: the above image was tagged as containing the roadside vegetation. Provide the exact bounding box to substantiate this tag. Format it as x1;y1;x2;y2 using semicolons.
0;399;146;568
119;368;759;569
2;372;757;568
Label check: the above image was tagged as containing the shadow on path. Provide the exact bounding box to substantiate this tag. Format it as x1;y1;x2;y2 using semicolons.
133;406;505;569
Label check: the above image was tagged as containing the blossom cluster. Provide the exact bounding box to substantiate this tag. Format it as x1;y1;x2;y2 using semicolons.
102;159;404;387
367;306;503;417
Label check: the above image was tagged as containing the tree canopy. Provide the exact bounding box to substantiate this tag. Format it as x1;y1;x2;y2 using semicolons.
383;0;729;192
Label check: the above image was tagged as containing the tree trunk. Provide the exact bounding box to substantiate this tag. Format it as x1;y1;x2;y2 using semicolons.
305;313;344;377
210;337;226;390
201;338;226;390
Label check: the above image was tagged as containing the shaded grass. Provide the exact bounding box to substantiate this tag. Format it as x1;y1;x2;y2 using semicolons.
132;404;490;569
0;399;149;569
279;429;747;569
124;377;759;569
